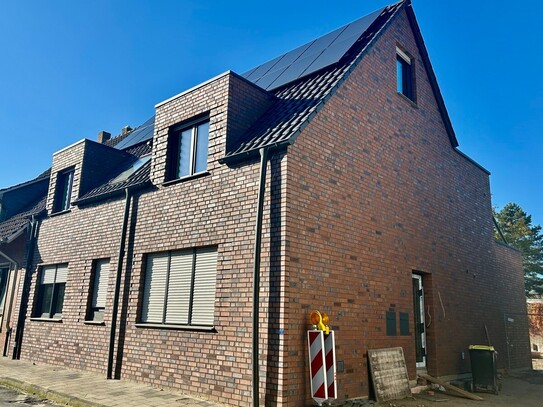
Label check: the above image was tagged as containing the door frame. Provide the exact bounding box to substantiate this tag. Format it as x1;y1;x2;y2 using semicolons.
412;273;426;368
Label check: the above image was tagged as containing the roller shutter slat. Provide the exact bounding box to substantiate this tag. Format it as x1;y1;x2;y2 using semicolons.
165;251;192;324
191;248;218;326
92;260;110;308
141;253;168;323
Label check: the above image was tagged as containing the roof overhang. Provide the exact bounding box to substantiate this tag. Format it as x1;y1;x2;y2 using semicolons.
0;223;28;245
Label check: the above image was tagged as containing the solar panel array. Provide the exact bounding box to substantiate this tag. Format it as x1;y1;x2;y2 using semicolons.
242;7;385;91
114;116;155;150
114;7;386;150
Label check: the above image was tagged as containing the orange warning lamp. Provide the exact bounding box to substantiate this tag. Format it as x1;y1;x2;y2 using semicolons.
310;310;330;334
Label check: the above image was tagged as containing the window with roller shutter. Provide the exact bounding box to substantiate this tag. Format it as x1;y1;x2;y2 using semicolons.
34;264;68;319
87;259;110;322
141;247;217;327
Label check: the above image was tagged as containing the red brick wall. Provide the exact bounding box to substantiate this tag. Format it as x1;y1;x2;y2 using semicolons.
19;199;127;373
47;139;130;213
17;71;284;406
281;8;527;404
12;7;529;407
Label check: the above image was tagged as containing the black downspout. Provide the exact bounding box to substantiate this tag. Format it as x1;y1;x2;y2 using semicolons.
107;188;132;379
252;147;269;407
12;216;38;360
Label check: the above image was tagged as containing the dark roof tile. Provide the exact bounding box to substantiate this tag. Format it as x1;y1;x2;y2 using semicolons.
75;157;151;205
0;197;45;242
224;2;402;159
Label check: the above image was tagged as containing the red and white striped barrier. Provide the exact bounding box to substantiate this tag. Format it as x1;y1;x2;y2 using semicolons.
324;331;337;399
308;330;336;405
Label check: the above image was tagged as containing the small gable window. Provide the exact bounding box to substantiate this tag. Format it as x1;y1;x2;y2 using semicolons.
53;167;74;213
167;119;210;181
396;47;415;102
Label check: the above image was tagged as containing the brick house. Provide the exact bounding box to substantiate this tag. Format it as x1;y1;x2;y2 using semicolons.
0;171;48;357
3;0;530;405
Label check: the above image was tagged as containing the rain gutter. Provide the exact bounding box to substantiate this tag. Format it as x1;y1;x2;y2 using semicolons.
252;147;270;407
107;187;132;379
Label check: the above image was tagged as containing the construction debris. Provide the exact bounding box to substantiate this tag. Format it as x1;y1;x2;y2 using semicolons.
419;374;484;401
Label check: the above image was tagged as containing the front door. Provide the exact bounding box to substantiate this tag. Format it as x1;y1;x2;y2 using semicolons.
412;274;426;368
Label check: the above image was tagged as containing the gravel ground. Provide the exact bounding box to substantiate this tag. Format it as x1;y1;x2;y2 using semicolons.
328;369;543;407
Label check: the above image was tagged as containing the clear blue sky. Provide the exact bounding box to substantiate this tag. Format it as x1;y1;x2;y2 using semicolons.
0;1;541;226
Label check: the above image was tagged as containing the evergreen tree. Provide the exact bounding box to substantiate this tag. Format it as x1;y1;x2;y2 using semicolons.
494;203;543;297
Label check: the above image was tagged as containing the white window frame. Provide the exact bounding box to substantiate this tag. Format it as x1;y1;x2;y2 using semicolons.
396;46;415;102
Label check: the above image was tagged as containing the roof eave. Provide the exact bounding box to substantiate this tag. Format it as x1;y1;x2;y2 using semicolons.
74;180;151;207
1;223;29;244
404;2;459;148
219;141;290;165
454;148;490;174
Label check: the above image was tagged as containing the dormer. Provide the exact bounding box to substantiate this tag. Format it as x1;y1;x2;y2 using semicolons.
47;139;133;215
151;71;274;185
0;175;49;222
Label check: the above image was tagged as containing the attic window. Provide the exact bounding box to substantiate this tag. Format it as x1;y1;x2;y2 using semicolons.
53;168;74;213
167;118;209;181
396;47;415;102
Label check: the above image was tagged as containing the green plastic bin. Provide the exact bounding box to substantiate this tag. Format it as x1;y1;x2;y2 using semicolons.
469;345;498;394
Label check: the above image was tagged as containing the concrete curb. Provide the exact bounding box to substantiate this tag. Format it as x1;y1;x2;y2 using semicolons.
0;376;106;407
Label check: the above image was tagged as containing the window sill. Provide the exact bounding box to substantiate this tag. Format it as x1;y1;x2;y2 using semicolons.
30;317;63;323
84;320;105;326
135;323;216;332
50;209;71;217
162;171;210;187
396;92;418;108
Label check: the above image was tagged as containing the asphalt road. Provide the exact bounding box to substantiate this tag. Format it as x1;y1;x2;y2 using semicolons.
0;385;58;406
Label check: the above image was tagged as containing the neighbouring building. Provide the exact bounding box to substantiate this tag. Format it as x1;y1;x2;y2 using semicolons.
0;171;49;358
528;299;543;360
2;1;530;405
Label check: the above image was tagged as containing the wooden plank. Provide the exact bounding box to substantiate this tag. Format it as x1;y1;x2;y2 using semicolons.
368;347;412;402
419;374;484;401
416;394;450;402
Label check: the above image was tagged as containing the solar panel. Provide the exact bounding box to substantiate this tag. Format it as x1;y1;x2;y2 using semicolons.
264;54;319;89
244;54;284;82
114;116;155;150
242;6;386;90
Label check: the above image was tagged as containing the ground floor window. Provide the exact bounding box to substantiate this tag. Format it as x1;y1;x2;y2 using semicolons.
87;259;110;322
141;246;218;327
34;264;68;319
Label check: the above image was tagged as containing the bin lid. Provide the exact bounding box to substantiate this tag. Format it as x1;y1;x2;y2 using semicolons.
469;345;495;351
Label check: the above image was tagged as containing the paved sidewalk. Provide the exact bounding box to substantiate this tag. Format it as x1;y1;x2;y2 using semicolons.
0;357;224;407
